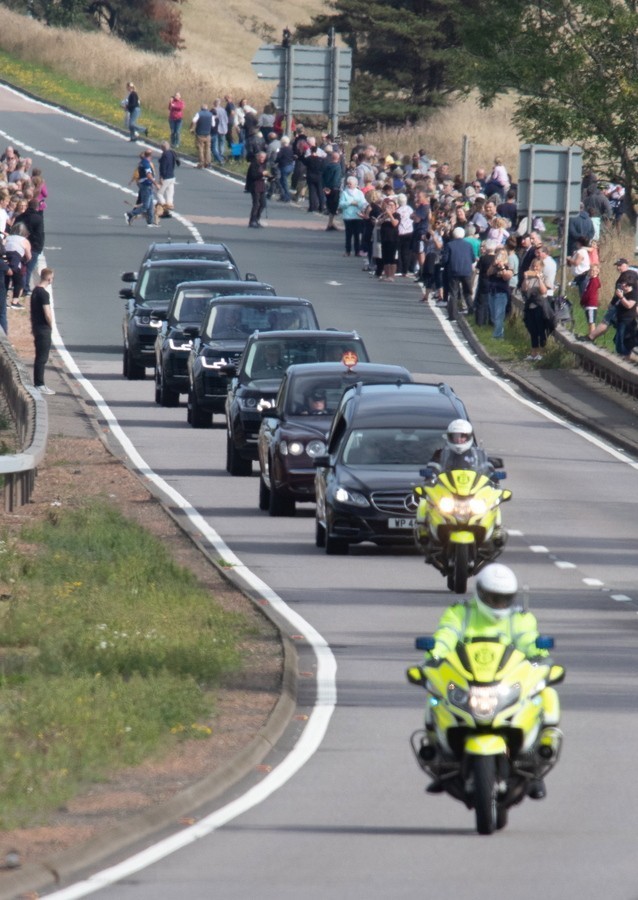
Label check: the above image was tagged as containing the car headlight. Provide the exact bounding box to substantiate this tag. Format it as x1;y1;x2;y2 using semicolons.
238;395;259;409
202;356;228;369
134;315;161;328
168;338;192;350
306;440;326;458
335;486;370;507
281;440;304;456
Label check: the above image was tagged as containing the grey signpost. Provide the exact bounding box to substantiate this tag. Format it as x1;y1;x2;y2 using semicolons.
518;144;583;293
251;37;352;136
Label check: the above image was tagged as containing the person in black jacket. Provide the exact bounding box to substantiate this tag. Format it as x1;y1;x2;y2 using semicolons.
15;199;44;293
154;141;180;221
245;151;268;228
125;82;148;142
301;145;325;213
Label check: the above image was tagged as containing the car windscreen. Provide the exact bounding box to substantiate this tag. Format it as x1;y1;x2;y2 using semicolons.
341;428;444;468
285;372;407;416
205;305;316;341
169;290;213;326
137;266;238;306
243;338;368;381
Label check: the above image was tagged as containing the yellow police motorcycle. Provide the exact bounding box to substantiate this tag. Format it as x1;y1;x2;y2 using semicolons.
407;635;565;835
413;461;512;594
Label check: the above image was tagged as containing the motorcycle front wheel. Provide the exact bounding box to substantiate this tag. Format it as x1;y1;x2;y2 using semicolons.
473;755;498;835
447;543;469;594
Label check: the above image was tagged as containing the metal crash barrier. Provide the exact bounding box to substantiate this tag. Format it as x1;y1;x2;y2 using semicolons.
0;330;48;512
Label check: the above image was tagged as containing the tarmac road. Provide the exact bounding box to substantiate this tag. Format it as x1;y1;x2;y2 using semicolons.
1;84;638;900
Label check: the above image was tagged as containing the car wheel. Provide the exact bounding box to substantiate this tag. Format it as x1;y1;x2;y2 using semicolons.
154;369;162;405
258;475;270;511
122;346;129;378
125;348;145;381
325;530;349;555
268;482;295;517
159;371;180;408
315;518;326;548
188;390;212;428
226;434;252;476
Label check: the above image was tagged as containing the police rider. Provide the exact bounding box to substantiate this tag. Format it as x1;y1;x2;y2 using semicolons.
419;563;561;800
429;418;493;475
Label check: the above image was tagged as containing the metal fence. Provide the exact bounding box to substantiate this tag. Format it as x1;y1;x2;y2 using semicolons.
0;330;48;511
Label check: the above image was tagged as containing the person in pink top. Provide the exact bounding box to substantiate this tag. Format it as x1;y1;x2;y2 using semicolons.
168;92;185;148
580;264;600;338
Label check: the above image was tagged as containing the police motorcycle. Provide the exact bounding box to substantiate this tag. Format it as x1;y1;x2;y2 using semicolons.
413;420;512;594
406;568;565;835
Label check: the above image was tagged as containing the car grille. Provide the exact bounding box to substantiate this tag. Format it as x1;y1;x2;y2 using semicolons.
370;488;416;516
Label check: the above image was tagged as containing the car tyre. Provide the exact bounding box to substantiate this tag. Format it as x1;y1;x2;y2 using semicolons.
159;370;180;408
315;518;326;548
258;475;270;511
188;390;213;428
226;434;252;476
268;481;296;517
325;529;349;555
124;346;145;381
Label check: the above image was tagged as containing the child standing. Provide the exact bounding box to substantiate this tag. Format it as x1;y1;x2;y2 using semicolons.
580;263;600;338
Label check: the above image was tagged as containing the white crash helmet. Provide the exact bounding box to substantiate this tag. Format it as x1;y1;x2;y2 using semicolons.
476;563;519;621
445;419;474;454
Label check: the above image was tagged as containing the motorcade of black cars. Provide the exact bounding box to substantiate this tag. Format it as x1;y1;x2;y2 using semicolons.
314;382;469;554
224;330;369;476
120;258;241;380
187;296;317;429
154;280;276;408
258;362;413;516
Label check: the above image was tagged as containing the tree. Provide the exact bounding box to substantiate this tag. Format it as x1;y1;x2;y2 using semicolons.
4;0;185;53
458;0;638;221
295;0;467;125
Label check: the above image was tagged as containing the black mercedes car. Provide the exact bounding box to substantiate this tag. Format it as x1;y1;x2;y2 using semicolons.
187;295;317;428
122;240;239;277
314;382;469;554
120;258;240;379
258;362;413;516
154;280;276;408
224;330;369;476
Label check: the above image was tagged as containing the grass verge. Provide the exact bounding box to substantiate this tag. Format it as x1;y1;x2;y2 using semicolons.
0;501;249;829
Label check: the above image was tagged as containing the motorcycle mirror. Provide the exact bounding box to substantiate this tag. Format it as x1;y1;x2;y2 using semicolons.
535;636;554;650
548;664;566;685
413;485;424;497
501;489;512;501
488;455;504;468
406;666;425;686
415;636;436;652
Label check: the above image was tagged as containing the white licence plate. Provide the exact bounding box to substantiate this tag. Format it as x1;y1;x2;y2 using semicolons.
388;517;415;529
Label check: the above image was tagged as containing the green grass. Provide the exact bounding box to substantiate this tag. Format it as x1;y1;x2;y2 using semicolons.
473;310;576;370
0;502;250;829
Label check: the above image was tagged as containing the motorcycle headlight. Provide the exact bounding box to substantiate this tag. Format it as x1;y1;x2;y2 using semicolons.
335;486;370;507
168;338;192;350
469;497;488;516
463;683;521;722
438;496;455;515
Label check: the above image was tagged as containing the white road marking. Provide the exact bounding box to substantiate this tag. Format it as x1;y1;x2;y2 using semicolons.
554;561;576;569
583;578;604;586
529;545;549;553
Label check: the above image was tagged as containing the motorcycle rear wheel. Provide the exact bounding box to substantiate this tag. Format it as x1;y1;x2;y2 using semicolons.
473;755;498;835
447;543;469;594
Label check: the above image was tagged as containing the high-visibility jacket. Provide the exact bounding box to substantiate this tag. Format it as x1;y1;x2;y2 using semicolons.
429;598;543;660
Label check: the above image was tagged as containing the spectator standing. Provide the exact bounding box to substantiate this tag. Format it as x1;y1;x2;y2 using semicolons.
441;226;475;320
5;222;31;308
322;151;343;231
301;145;325;213
168;92;185;148
15;199;44;293
30;267;55;394
224;95;236;150
396;193;415;276
580;263;600;338
154;141;180;221
30;168;48;211
612;275;637;359
258;103;276;142
190;105;213;169
212;100;228;164
475;239;497;325
583;183;612;239
338;176;367;257
486;248;513;339
567;204;595;255
378;198;400;281
245;151;268;228
566;236;591;297
521;258;549;361
536;244;557;297
275;136;295;203
590;258;638;343
497;190;517;227
0;250;9;333
125;82;148;142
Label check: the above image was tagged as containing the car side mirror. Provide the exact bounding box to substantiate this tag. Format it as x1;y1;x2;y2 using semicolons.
244;273;258;281
260;407;279;419
151;309;167;321
183;325;199;337
121;271;137;283
221;364;237;376
119;288;134;300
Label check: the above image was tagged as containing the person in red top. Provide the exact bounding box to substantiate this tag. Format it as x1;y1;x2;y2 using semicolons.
580;263;600;338
168;92;185;149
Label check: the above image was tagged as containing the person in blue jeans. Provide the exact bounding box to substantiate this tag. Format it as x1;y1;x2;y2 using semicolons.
275;136;295;202
486;248;513;339
338;176;367;256
125;83;148;142
126;150;158;227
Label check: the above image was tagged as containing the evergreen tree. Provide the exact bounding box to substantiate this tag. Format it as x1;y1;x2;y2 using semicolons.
295;0;466;124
